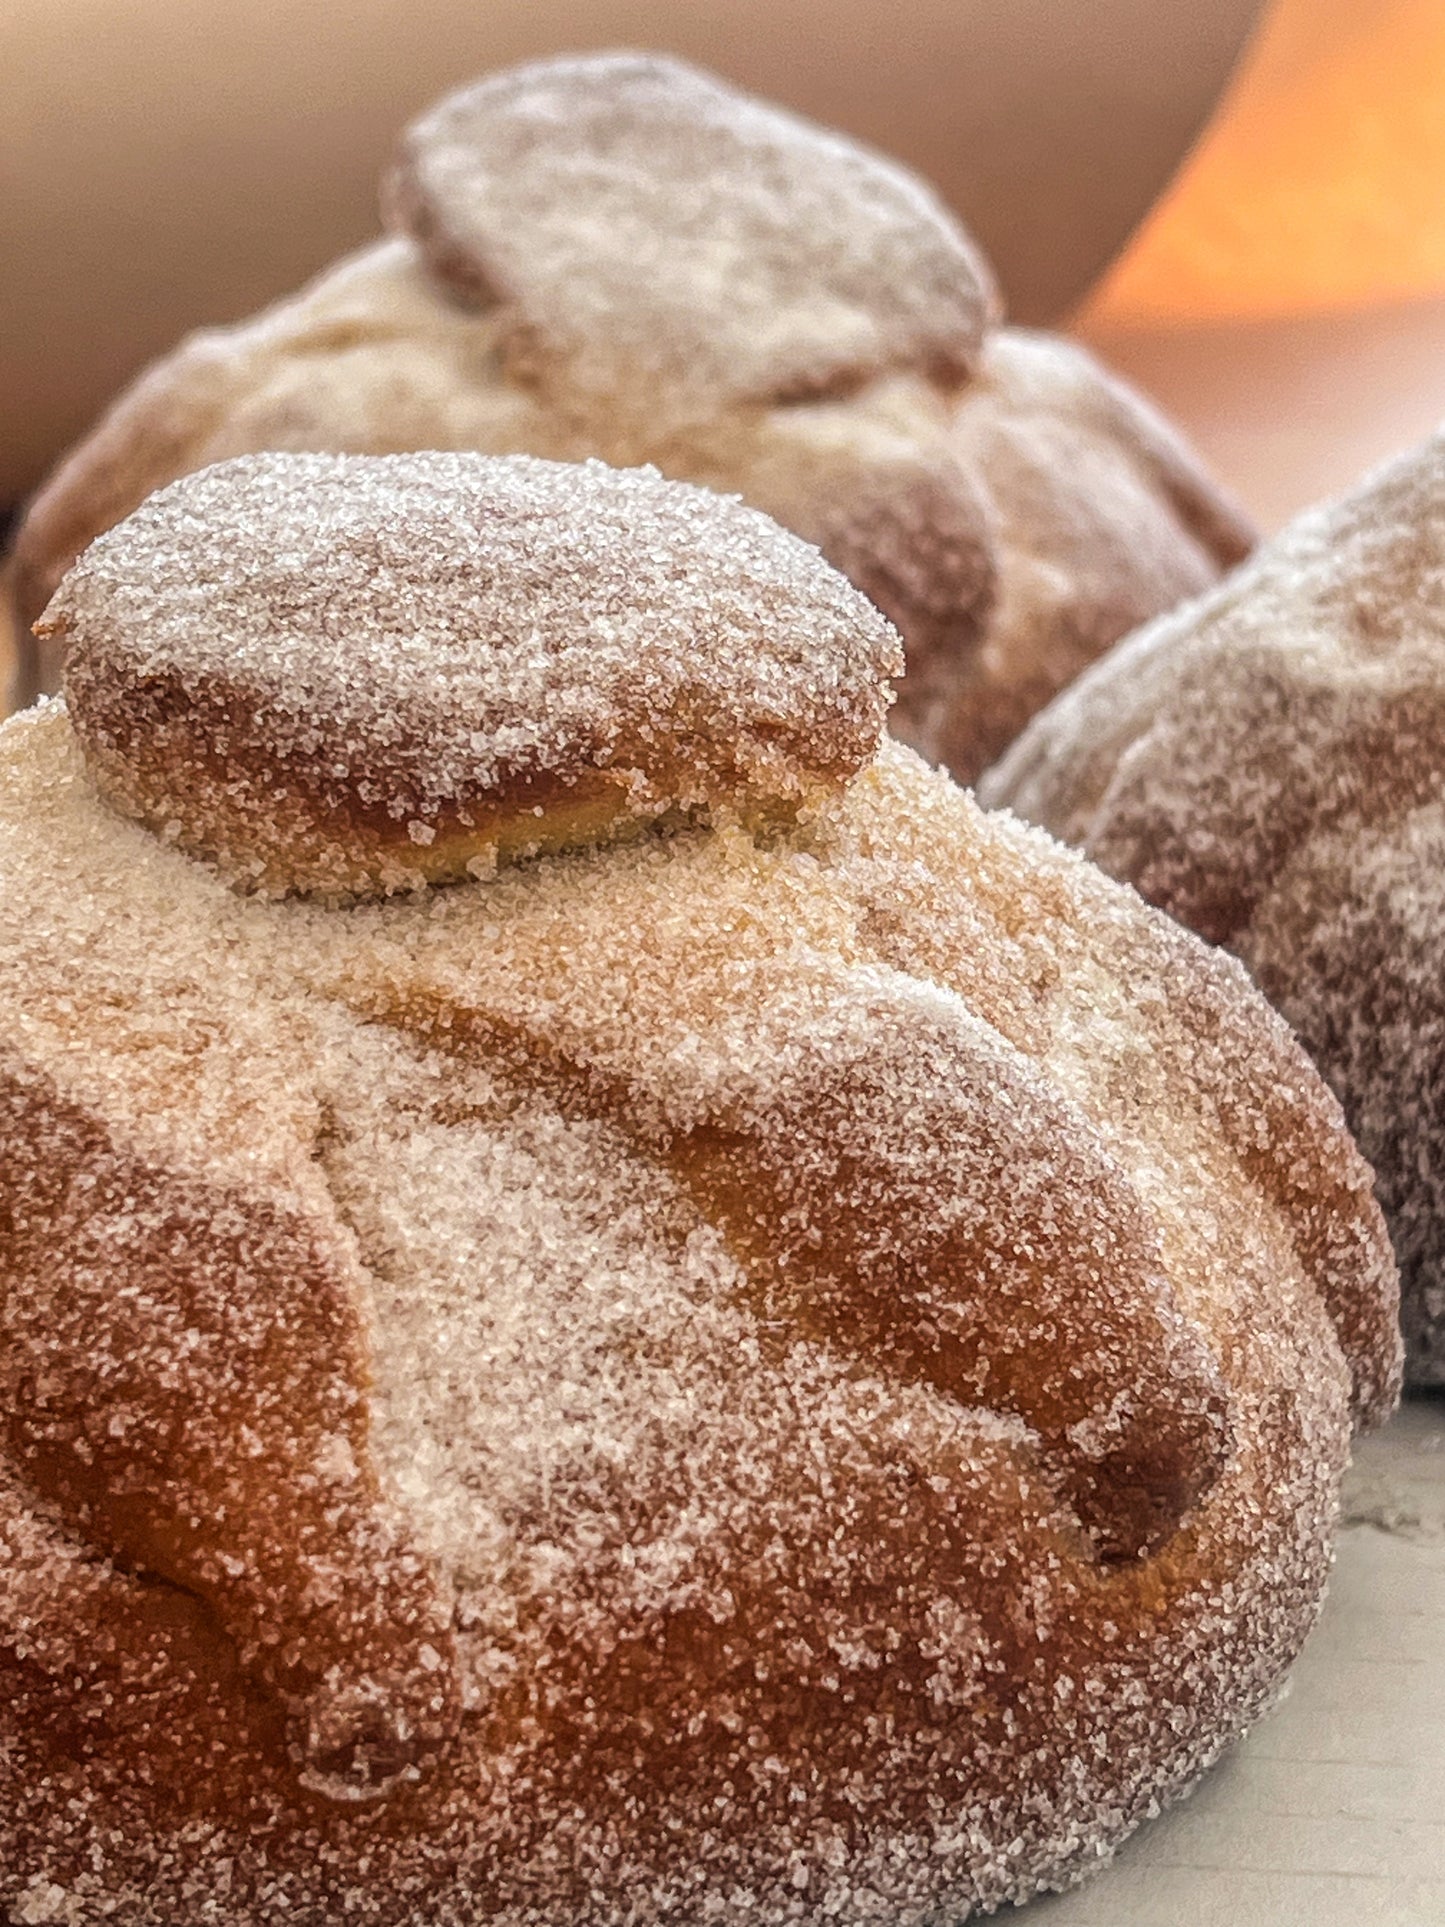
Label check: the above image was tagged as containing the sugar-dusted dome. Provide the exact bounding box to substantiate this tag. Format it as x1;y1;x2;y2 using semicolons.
983;433;1445;1384
386;51;994;418
0;453;1396;1922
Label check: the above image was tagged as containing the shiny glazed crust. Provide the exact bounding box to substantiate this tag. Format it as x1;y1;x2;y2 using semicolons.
981;433;1445;1384
0;452;1397;1920
8;54;1253;772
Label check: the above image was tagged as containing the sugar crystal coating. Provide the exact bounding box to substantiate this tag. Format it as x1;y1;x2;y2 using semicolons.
0;659;1398;1920
982;430;1445;1384
385;52;995;417
9;55;1250;780
46;452;900;895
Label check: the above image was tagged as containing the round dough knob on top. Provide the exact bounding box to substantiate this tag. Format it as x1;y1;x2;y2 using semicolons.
385;51;996;417
44;451;902;896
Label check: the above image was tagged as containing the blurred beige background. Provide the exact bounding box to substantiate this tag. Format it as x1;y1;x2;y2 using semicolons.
1077;0;1445;528
0;0;1260;506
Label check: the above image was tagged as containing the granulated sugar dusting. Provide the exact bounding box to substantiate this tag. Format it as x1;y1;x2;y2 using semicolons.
982;430;1445;1386
46;451;900;895
386;52;996;419
0;515;1398;1919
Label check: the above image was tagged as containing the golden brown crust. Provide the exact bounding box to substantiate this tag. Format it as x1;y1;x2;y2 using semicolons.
0;557;18;713
50;453;899;897
0;1049;460;1806
8;56;1249;779
835;746;1402;1430
374;949;1231;1565
0;632;1398;1923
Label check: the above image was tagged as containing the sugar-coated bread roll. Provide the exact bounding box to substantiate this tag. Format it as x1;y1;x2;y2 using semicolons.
0;453;1396;1923
982;434;1445;1386
8;52;1252;773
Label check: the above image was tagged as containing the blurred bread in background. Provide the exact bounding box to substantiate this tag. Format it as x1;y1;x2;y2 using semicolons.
6;53;1252;767
11;0;1445;711
0;0;1259;507
980;429;1445;1385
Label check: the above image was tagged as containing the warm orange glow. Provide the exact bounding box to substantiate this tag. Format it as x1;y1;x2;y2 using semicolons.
1083;0;1445;324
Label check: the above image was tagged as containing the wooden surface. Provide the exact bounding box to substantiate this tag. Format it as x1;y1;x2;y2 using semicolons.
1031;1395;1445;1926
